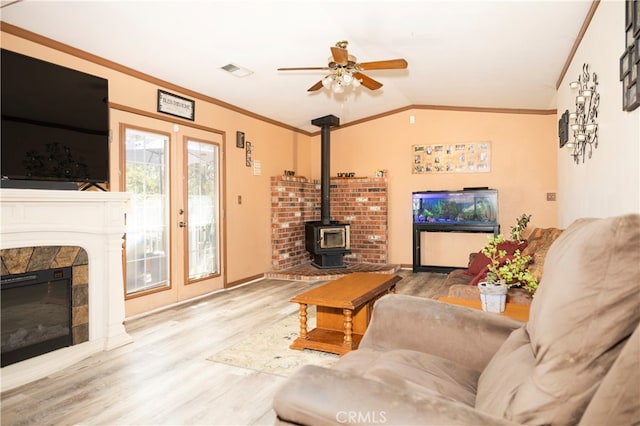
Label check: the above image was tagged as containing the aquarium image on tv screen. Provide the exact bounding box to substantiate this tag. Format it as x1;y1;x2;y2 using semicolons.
412;189;498;225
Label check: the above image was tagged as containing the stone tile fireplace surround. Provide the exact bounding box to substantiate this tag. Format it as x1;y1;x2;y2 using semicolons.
0;189;132;391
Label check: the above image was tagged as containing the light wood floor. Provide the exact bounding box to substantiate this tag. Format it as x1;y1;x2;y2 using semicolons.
1;270;448;426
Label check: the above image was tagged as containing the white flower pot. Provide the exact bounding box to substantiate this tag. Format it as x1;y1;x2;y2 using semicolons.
478;282;508;313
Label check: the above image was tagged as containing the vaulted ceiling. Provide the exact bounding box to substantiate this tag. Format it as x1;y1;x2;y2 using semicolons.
1;0;594;133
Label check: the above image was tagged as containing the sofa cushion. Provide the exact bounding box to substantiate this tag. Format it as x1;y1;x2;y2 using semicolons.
465;240;527;276
520;227;563;283
475;326;534;414
579;322;640;425
335;347;480;406
482;215;640;425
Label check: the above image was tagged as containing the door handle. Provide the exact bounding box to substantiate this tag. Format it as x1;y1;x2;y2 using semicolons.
179;221;187;228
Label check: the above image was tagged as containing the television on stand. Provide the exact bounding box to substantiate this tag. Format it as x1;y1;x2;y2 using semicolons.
1;49;110;191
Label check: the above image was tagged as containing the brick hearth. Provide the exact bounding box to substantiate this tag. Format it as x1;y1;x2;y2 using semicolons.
271;175;389;271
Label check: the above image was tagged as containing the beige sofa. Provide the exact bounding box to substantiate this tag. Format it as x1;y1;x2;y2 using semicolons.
273;214;640;425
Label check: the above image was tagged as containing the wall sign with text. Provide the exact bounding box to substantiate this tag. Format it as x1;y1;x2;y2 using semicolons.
157;89;195;120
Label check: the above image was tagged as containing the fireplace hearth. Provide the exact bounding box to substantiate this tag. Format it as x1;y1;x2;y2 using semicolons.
1;267;73;367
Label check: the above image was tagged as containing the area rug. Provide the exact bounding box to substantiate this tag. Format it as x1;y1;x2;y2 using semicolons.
207;312;338;377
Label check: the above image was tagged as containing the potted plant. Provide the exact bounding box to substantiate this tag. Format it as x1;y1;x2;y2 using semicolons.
478;214;538;312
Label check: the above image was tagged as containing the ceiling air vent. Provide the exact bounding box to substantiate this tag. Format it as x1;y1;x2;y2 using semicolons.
221;63;253;78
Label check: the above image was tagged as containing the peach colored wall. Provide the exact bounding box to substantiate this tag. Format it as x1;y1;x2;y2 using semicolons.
314;109;558;266
556;1;640;225
2;28;557;278
1;31;312;287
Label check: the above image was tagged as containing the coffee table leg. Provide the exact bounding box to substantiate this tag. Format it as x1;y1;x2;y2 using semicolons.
298;303;308;339
343;308;353;346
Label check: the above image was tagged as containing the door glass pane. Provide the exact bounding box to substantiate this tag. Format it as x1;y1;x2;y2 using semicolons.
186;140;219;280
125;128;170;294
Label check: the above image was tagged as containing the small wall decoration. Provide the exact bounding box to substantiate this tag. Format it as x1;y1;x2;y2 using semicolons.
621;0;639;111
567;64;600;164
411;142;491;174
236;131;245;148
157;89;195;120
245;141;252;167
558;109;569;148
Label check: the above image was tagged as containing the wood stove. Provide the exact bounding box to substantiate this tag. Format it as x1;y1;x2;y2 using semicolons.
305;114;351;268
305;221;351;268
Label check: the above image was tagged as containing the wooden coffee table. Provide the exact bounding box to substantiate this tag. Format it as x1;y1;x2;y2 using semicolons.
290;272;401;355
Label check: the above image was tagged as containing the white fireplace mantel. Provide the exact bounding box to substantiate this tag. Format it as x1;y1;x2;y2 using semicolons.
0;188;133;391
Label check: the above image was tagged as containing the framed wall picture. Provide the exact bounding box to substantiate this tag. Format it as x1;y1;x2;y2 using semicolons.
627;83;639;110
635;0;640;36
236;131;245;148
245;141;252;167
621;49;630;81
411;142;491;174
623;1;639;111
558;110;569;148
157;90;195;120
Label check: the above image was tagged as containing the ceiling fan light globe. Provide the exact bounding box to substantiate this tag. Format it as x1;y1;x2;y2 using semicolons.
332;84;344;94
352;78;361;88
322;76;333;89
342;73;353;85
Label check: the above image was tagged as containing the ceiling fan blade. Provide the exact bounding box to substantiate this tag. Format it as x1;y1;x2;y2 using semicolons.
354;72;383;90
358;59;408;70
278;67;330;71
307;80;324;92
330;46;349;65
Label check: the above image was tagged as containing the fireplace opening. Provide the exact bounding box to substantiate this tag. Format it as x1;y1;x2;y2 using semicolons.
319;227;351;249
1;267;73;367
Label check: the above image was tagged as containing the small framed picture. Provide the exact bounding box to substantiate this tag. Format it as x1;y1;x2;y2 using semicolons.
245;141;252;167
635;0;640;36
236;131;245;148
558;110;569;148
627;0;634;30
621;49;630;80
628;83;639;110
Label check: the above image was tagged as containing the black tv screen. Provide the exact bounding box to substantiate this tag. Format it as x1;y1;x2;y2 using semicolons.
1;49;109;188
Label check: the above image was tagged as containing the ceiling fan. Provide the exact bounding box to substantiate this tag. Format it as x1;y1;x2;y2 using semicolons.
277;40;408;93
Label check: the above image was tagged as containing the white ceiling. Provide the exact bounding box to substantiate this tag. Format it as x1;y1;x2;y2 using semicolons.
1;0;593;133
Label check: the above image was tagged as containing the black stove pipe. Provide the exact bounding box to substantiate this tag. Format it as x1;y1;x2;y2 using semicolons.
311;115;340;225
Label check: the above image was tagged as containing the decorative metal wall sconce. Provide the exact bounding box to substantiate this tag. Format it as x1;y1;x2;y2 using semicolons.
566;63;600;164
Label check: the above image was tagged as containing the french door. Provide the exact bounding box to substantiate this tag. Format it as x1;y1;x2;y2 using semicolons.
112;110;224;316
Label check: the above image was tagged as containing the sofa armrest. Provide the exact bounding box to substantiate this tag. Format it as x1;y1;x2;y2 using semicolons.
273;365;521;426
360;294;523;372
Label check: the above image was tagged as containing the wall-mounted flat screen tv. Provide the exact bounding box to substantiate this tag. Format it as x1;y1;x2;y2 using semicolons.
1;49;109;189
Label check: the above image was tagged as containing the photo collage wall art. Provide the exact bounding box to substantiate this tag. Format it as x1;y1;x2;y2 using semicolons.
411;142;491;174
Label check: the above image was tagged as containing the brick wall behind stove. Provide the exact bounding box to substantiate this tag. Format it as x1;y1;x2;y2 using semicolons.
271;176;388;270
331;178;388;264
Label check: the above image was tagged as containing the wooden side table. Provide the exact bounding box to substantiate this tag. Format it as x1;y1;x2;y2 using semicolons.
437;296;530;322
290;272;401;355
